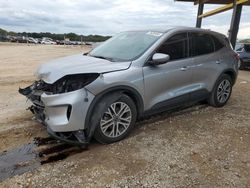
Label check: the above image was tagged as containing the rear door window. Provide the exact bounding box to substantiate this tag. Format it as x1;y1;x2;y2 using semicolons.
156;33;188;61
189;33;214;57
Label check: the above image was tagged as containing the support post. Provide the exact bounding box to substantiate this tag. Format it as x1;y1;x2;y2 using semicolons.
228;0;242;49
196;3;204;28
81;35;83;48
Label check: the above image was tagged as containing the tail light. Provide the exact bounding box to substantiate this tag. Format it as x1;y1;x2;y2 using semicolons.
233;51;240;61
233;51;240;69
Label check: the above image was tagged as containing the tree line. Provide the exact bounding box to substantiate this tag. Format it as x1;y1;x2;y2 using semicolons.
1;27;249;43
0;28;111;42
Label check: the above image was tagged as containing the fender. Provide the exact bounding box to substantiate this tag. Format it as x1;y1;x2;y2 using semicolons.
84;85;144;140
221;68;237;85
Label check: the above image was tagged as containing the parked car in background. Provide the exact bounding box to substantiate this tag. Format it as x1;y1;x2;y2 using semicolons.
27;37;38;44
9;36;27;43
41;37;56;45
19;27;239;146
56;40;64;45
70;41;80;45
37;38;42;44
236;43;250;70
55;40;84;45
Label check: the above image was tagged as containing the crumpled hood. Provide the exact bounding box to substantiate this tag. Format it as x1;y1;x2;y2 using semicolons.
35;54;131;83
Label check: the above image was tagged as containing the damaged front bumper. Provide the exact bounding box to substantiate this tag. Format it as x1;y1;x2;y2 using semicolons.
19;81;95;145
41;87;95;132
19;83;46;123
47;126;89;146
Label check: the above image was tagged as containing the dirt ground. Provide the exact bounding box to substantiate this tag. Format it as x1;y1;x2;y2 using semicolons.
0;42;249;188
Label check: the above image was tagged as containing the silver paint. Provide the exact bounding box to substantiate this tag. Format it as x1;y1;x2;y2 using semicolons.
33;26;238;133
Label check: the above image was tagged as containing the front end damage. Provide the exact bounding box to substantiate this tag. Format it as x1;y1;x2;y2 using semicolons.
19;80;49;123
19;74;99;146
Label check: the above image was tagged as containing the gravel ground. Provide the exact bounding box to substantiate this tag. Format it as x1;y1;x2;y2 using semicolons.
0;43;249;187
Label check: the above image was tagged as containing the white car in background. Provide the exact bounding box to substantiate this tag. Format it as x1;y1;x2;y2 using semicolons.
41;37;56;45
27;37;38;44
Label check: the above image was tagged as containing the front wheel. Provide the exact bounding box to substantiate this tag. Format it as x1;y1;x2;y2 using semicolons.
93;94;137;144
208;74;232;107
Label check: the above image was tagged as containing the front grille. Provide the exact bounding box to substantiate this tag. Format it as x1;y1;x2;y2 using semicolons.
34;80;54;93
28;81;49;109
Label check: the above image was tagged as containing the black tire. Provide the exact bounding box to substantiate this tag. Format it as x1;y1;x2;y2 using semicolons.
208;74;232;107
239;60;245;70
92;93;137;144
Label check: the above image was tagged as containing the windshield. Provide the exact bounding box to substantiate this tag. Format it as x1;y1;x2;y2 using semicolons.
89;31;163;62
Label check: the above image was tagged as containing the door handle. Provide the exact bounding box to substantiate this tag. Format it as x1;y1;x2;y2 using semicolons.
216;60;222;64
180;66;188;71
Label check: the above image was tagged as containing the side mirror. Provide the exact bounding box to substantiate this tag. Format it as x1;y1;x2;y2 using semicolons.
151;53;170;65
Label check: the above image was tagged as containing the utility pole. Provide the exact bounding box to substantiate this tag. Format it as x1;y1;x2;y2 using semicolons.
81;35;83;48
64;34;66;46
26;34;29;46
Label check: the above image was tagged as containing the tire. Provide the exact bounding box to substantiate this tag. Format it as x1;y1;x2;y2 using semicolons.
208;74;232;107
93;93;137;144
239;60;245;70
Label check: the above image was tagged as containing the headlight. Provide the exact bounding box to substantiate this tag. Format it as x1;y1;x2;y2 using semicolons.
54;73;99;94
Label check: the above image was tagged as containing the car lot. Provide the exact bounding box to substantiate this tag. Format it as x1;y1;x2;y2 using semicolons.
0;42;249;187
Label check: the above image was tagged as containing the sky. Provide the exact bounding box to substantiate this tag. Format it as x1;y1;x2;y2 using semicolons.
0;0;249;38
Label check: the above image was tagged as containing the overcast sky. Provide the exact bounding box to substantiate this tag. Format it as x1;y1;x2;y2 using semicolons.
0;0;249;38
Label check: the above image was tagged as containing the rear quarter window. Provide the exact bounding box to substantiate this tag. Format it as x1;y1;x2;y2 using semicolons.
212;36;225;51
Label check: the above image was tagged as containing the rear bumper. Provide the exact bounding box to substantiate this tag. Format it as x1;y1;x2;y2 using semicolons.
41;88;95;132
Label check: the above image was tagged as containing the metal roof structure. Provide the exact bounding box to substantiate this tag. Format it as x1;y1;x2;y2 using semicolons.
175;0;250;48
177;0;250;5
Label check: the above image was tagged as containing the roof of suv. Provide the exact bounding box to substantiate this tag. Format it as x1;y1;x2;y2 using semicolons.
128;26;225;37
159;26;209;33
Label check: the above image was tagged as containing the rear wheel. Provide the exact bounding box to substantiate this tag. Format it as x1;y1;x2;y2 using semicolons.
93;94;137;144
208;74;232;107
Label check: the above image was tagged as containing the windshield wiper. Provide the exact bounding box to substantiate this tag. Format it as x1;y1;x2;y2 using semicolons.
91;55;115;62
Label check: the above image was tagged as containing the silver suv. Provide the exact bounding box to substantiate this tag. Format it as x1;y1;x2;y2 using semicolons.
19;27;239;145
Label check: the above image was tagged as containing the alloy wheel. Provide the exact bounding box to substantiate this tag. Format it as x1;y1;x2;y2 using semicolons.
100;102;132;138
217;79;231;103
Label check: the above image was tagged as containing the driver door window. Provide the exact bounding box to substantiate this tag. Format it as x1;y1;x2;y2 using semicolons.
156;33;188;61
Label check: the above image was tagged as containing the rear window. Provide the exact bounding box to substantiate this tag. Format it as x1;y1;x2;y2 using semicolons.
189;33;214;56
244;44;250;52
